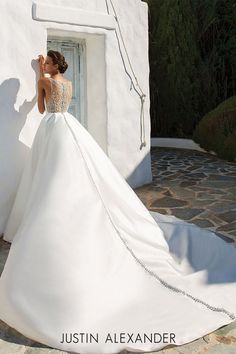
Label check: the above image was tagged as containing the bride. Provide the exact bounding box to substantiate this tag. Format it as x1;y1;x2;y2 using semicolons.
0;50;236;354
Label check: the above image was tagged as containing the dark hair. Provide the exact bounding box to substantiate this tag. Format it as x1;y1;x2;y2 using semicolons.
47;50;68;73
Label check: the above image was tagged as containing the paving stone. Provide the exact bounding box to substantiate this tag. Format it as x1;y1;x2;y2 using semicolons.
170;208;204;220
190;186;212;192
222;193;236;201
207;174;236;181
186;166;201;171
169;186;196;199
160;181;182;188
187;172;208;178
201;207;225;226
202;343;236;353
191;199;216;207
180;181;196;187
216;210;236;223
210;202;236;212
217;222;236;232
149;187;168;193
163;190;173;197
219;168;229;173
227;187;236;196
197;191;219;200
162;171;175;176
150;197;188;208
192;218;215;228
229;230;236;237
199;180;236;188
0;340;27;353
207;189;227;195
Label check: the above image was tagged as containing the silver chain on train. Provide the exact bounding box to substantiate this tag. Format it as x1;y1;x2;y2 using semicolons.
62;113;235;322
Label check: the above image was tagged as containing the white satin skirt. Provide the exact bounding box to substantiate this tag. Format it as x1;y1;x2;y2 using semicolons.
0;111;236;354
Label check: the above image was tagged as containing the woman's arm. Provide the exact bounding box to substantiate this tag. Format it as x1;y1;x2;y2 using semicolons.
38;55;45;79
37;78;45;114
37;55;45;114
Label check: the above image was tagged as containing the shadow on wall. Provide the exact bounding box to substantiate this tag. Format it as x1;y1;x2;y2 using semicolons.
0;60;38;234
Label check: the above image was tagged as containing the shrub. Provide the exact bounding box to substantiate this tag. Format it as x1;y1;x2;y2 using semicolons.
193;96;236;161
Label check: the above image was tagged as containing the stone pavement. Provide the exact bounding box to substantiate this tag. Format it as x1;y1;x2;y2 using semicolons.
0;146;236;354
135;147;236;244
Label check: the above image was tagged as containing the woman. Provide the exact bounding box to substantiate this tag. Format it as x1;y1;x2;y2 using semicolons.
0;50;236;354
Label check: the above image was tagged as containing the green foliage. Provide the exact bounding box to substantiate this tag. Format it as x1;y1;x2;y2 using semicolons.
192;0;236;101
193;96;236;161
145;0;202;137
144;0;236;138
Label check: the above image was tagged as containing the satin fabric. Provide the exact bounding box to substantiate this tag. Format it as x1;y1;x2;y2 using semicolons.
0;111;236;354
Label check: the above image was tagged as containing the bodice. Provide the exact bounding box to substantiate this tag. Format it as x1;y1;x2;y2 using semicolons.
45;78;72;113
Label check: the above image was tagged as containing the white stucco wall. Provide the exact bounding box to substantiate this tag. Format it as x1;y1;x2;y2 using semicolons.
0;0;151;234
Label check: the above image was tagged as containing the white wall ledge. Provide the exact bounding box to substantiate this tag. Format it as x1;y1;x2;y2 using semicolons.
151;137;213;154
32;1;116;30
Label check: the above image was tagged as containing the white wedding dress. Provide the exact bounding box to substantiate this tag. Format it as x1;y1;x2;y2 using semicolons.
0;78;236;354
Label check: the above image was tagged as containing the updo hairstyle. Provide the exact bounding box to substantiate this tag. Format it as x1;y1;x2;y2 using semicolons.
47;50;68;73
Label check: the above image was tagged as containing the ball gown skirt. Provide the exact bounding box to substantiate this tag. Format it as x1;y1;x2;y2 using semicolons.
0;110;236;354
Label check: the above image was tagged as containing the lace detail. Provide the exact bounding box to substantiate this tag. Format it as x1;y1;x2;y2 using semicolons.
45;78;72;113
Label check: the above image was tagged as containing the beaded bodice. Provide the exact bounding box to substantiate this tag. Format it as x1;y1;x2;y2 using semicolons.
45;78;72;113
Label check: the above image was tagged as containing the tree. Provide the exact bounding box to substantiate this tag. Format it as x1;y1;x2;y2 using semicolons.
144;0;236;137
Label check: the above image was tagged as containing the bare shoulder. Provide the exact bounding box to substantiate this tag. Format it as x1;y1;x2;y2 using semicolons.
38;77;51;87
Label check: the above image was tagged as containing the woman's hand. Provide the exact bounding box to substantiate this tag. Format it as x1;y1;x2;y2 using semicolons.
37;54;45;66
37;55;45;78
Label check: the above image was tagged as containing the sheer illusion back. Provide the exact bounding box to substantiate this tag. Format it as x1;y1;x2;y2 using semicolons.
45;78;72;113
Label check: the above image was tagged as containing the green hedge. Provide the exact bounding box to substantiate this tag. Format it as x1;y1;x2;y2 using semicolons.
193;96;236;161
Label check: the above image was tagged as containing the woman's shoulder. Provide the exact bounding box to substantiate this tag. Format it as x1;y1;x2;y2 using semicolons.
49;77;72;84
39;77;72;90
40;77;71;83
38;77;51;87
